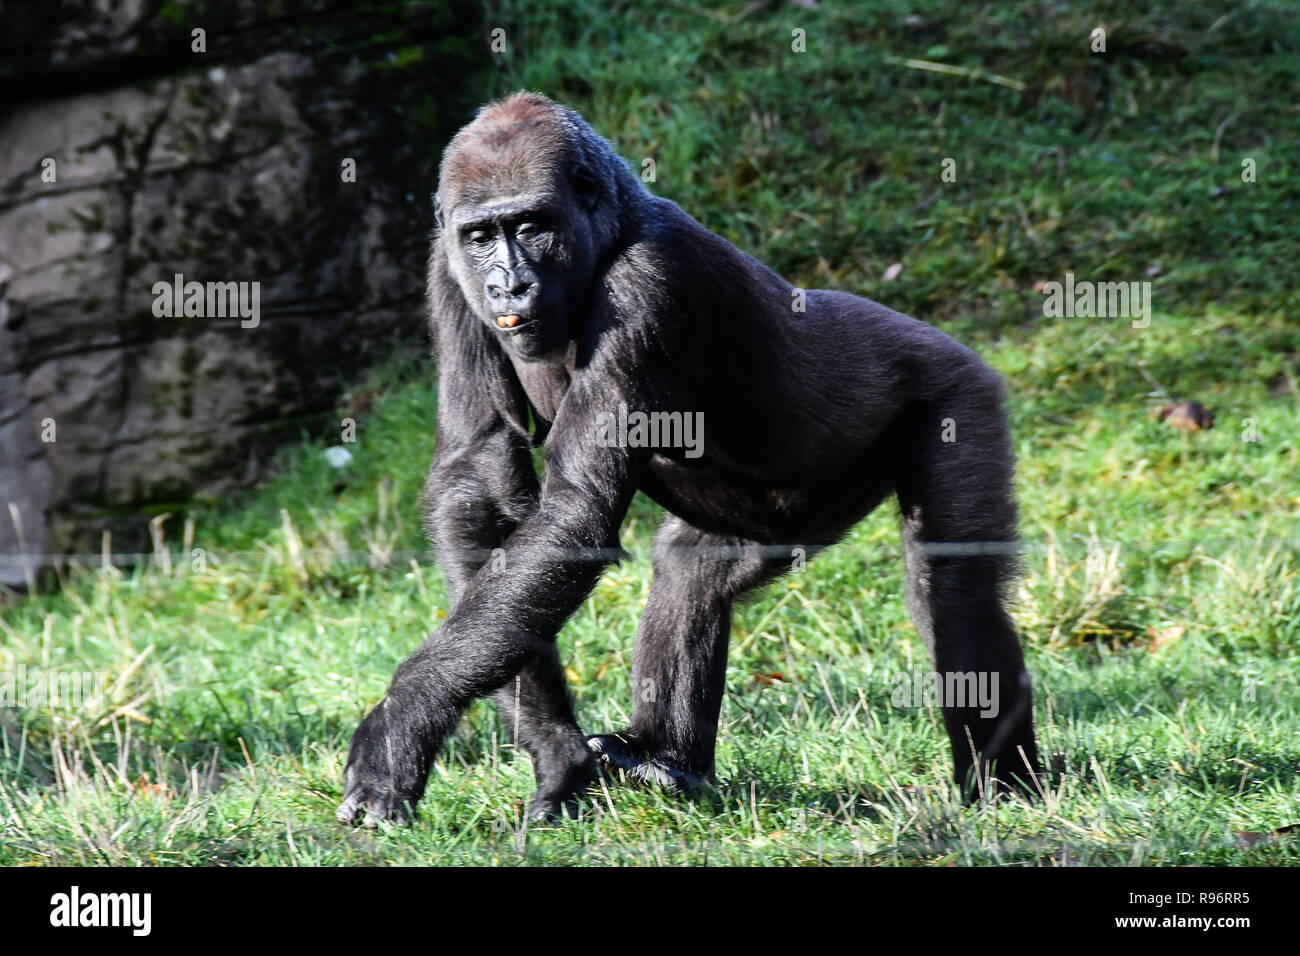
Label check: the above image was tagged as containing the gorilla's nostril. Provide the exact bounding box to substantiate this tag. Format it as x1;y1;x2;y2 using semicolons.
488;281;532;300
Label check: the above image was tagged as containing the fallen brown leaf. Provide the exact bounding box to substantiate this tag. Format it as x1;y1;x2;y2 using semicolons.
1147;623;1186;652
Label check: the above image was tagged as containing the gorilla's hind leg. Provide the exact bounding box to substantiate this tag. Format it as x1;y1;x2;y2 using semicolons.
894;390;1043;799
495;642;596;822
587;515;785;792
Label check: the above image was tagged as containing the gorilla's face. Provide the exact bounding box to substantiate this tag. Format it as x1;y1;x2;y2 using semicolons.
442;167;600;360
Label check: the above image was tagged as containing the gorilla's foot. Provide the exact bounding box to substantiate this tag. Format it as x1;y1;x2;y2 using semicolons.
966;758;1046;805
585;732;712;795
526;746;599;824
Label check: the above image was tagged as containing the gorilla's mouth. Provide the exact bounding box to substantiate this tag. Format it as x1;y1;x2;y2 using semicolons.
497;313;542;342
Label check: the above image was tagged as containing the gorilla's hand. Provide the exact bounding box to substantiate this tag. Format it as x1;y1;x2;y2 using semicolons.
336;695;433;827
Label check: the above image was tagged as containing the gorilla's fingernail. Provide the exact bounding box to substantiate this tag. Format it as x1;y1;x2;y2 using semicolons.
497;313;520;328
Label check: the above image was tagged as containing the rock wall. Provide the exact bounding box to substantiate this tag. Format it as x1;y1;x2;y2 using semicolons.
0;0;481;584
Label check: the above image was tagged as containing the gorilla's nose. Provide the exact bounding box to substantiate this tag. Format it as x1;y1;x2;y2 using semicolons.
488;278;535;300
488;281;539;327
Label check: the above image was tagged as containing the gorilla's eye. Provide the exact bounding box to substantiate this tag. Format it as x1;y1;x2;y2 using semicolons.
467;229;493;246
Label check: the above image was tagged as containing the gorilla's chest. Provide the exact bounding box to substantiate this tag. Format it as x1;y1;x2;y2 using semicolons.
508;343;576;426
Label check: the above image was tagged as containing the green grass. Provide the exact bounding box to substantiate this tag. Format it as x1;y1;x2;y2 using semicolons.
2;0;1299;865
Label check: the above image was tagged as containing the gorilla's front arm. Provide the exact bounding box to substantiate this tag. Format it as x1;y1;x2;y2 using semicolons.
338;370;646;825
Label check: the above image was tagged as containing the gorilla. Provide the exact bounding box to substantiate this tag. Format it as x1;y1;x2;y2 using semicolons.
336;92;1042;826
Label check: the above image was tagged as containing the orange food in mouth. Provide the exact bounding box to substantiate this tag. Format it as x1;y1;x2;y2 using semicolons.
496;313;521;328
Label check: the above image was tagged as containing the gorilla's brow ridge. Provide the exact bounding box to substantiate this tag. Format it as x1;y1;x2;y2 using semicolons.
450;197;555;230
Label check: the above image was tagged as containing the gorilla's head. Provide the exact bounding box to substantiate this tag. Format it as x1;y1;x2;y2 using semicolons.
435;93;631;359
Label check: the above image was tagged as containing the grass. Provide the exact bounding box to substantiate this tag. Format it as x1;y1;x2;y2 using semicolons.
2;0;1299;865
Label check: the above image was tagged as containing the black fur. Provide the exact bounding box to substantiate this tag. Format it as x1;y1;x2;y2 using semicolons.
336;93;1042;827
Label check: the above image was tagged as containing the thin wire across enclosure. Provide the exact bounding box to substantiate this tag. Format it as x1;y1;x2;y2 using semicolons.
2;534;1294;579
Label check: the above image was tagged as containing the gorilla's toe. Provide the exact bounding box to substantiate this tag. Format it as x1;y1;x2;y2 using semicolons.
586;733;711;795
335;784;414;828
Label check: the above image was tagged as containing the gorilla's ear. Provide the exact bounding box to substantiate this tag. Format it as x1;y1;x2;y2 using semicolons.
433;194;445;229
571;165;600;211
